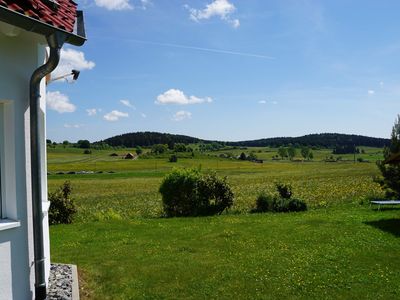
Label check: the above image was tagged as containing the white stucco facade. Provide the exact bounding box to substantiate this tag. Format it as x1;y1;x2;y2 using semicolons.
0;22;50;299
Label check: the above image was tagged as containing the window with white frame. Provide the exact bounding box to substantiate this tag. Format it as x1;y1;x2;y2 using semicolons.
0;101;17;222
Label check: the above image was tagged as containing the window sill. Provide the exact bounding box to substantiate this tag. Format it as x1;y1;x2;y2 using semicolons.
42;201;51;213
0;219;21;231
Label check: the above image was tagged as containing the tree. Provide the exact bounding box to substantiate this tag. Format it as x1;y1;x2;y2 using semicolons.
375;115;400;198
77;139;90;149
278;147;287;160
333;144;359;154
152;144;168;154
46;139;52;144
239;152;247;160
388;115;400;155
287;146;297;160
247;152;257;161
308;151;314;160
301;147;310;160
174;143;187;152
167;140;174;150
135;146;143;155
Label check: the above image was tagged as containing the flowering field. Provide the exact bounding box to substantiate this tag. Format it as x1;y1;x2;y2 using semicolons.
47;147;384;221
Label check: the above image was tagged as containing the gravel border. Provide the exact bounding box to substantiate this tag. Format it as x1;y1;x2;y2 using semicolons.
47;263;79;300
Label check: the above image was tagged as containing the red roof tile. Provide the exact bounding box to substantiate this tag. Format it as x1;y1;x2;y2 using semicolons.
0;0;78;32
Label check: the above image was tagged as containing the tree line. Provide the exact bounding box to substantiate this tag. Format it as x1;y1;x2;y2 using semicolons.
226;133;389;148
48;132;390;150
98;132;389;149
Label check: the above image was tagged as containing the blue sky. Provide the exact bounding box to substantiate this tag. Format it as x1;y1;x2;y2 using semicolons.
47;0;400;142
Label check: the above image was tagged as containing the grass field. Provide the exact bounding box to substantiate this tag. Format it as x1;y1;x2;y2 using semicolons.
48;146;400;299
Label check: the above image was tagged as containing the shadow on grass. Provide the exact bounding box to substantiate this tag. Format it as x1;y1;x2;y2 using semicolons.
371;207;400;212
365;219;400;237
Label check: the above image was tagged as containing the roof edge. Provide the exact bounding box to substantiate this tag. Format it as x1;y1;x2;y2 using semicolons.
0;6;86;46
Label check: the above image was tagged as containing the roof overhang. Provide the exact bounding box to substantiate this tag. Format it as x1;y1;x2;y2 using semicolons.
0;6;86;46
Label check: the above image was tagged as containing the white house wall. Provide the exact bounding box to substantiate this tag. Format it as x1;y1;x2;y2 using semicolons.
0;26;50;300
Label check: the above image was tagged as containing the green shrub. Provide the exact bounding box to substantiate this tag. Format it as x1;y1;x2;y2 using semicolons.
83;149;92;154
274;198;307;212
252;183;307;213
159;168;234;217
169;154;178;162
275;183;292;199
48;181;77;225
253;192;276;213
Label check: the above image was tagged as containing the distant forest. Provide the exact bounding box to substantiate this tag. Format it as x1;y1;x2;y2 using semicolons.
102;132;201;148
226;133;390;148
100;132;390;149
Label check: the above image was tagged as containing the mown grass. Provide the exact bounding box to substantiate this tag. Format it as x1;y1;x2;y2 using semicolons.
48;146;400;299
51;207;400;300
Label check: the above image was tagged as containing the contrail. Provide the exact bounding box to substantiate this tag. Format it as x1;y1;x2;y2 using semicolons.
119;38;275;60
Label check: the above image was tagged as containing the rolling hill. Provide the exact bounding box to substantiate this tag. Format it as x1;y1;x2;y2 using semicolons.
100;132;390;148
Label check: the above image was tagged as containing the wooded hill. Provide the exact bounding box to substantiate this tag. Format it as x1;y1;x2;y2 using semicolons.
226;133;390;148
102;132;201;147
100;132;390;148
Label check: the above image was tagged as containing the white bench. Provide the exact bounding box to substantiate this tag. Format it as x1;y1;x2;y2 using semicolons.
370;200;400;210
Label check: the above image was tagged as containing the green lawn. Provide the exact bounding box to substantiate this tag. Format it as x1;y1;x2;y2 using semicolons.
48;147;400;299
51;207;400;299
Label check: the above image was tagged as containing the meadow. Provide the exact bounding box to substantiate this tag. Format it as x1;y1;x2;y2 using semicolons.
48;146;400;299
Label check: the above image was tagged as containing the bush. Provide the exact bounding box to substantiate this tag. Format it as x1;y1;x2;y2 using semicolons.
48;181;77;225
77;139;90;149
275;183;292;199
83;149;92;154
253;192;276;212
169;154;178;162
159;168;234;217
274;198;307;212
252;183;307;213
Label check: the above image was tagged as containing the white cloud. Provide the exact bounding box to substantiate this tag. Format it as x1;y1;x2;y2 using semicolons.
172;110;192;121
86;108;97;116
64;123;83;128
120;99;136;109
141;113;147;118
258;100;277;105
156;89;212;105
368;90;375;95
46;91;76;113
95;0;132;10
103;110;129;121
51;49;95;82
140;0;151;9
186;0;240;28
230;19;240;28
380;81;384;87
